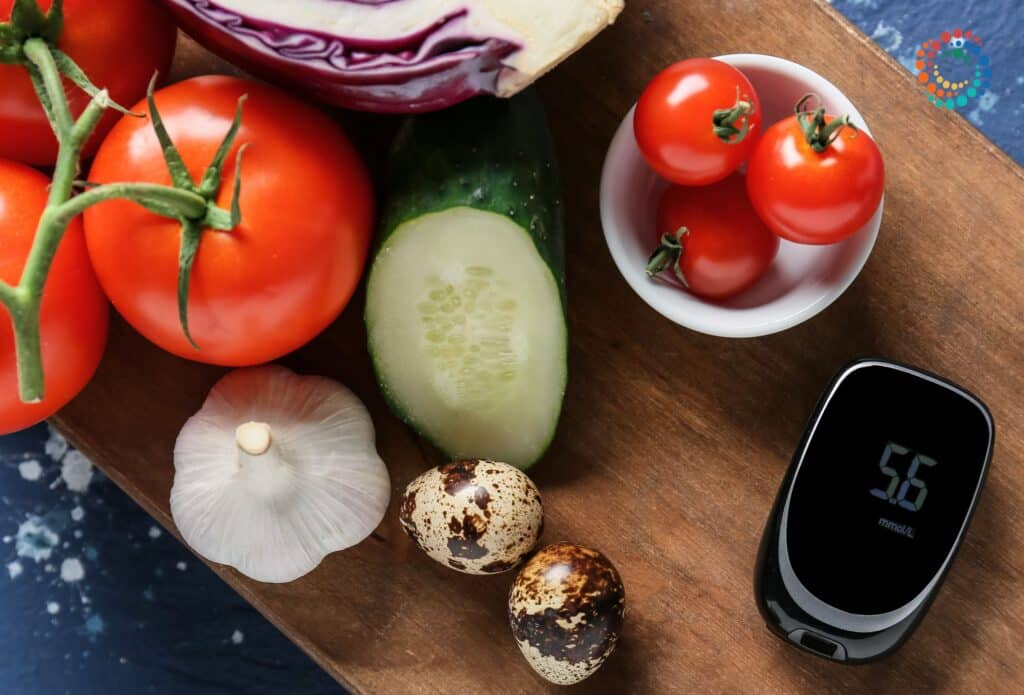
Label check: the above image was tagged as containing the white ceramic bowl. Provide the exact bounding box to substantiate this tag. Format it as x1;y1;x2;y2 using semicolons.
599;54;883;338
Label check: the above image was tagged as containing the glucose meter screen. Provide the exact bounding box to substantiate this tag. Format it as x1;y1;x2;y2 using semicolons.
867;442;938;513
786;364;990;615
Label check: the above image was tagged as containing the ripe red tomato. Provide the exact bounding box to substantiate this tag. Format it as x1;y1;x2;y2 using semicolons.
746;109;885;245
1;159;109;434
83;76;375;366
0;0;177;166
648;173;778;300
634;58;762;186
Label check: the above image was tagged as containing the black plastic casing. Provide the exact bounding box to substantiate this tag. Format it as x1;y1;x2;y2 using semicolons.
754;359;994;664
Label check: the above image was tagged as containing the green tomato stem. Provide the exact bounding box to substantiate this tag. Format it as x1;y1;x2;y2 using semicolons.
23;37;72;141
795;93;858;153
0;281;19;308
712;86;755;144
8;295;43;404
1;37;217;403
645;228;690;288
52;184;209;224
3;20;249;405
5;38;101;402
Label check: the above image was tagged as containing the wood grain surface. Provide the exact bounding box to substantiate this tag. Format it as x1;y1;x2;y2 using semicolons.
51;1;1023;693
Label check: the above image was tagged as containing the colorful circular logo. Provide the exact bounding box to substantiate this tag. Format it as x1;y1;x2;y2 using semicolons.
916;29;991;110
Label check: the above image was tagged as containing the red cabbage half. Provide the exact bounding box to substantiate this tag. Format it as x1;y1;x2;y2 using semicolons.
162;0;625;112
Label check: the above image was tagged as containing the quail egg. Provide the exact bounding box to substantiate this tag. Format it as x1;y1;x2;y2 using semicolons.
399;460;543;574
508;542;625;685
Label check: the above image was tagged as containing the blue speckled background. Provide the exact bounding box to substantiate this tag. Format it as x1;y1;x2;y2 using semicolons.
2;5;1021;693
1;425;338;694
831;0;1022;163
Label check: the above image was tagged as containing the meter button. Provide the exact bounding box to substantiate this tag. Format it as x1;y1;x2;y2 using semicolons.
788;629;847;661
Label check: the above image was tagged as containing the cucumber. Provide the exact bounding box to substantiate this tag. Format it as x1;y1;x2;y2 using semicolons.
365;91;567;470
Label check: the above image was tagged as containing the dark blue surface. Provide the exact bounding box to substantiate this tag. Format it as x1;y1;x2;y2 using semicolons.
1;425;339;695
2;3;1022;693
832;0;1022;164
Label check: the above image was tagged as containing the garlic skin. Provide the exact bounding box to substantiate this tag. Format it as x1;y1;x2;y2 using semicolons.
171;365;390;583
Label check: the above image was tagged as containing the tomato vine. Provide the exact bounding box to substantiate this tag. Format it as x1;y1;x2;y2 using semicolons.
0;0;246;403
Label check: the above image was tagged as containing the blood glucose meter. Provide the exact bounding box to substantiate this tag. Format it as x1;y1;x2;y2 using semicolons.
755;359;994;663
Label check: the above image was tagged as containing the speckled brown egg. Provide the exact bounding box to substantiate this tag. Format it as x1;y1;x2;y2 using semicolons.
508;542;625;685
399;460;543;574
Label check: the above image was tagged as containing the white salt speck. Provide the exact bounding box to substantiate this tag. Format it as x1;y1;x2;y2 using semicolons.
148;526;162;539
15;516;59;562
44;564;55;573
231;629;244;645
119;657;127;665
73;530;83;539
60;451;94;494
869;20;902;53
46;601;60;615
6;561;23;579
175;561;187;572
2;536;11;544
60;558;85;583
70;507;85;522
18;460;43;481
45;427;69;462
968;90;1000;126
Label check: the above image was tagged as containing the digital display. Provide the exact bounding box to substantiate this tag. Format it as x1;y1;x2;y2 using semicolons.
786;363;991;616
868;442;937;513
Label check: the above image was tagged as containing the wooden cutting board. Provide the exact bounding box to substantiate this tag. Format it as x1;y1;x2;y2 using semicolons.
52;1;1024;693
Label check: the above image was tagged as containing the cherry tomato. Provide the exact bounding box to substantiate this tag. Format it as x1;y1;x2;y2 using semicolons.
83;76;375;366
1;159;109;434
0;0;177;166
634;58;762;186
746;101;885;245
647;173;779;300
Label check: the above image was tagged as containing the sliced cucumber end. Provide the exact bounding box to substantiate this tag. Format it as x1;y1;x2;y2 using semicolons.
367;207;566;469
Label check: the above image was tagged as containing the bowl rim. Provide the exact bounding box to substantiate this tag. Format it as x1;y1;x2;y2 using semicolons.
599;53;883;338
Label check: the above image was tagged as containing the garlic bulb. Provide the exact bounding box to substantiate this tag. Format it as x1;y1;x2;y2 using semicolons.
171;365;390;583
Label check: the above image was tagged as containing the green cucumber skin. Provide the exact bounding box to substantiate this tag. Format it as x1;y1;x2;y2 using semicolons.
367;90;567;470
377;89;566;309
